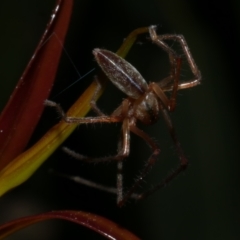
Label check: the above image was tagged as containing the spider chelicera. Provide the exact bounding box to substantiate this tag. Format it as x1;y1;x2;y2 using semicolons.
45;25;201;207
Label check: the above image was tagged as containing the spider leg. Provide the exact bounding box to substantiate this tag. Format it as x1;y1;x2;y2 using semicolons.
134;59;187;201
148;27;182;111
45;99;121;124
47;98;135;204
149;56;182;111
115;117;130;203
118;125;160;207
51;167;139;200
135;106;188;201
129;28;193;201
61;116;131;205
90;74;106;116
148;25;201;110
62;116;130;163
45;99;131;159
149;25;201;89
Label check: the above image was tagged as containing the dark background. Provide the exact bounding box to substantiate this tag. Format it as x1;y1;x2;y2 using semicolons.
0;0;239;239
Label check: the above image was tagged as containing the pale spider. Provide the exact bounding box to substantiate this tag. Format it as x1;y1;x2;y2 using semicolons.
45;25;201;207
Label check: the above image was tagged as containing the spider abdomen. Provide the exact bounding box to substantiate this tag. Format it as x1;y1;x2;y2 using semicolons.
93;48;148;99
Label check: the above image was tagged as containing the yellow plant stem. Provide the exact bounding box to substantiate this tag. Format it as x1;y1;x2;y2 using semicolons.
0;27;149;197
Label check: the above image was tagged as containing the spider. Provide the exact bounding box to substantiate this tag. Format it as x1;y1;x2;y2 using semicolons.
45;25;201;207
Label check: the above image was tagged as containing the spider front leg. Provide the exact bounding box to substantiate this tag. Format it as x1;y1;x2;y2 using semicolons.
45;99;121;125
148;25;201;109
